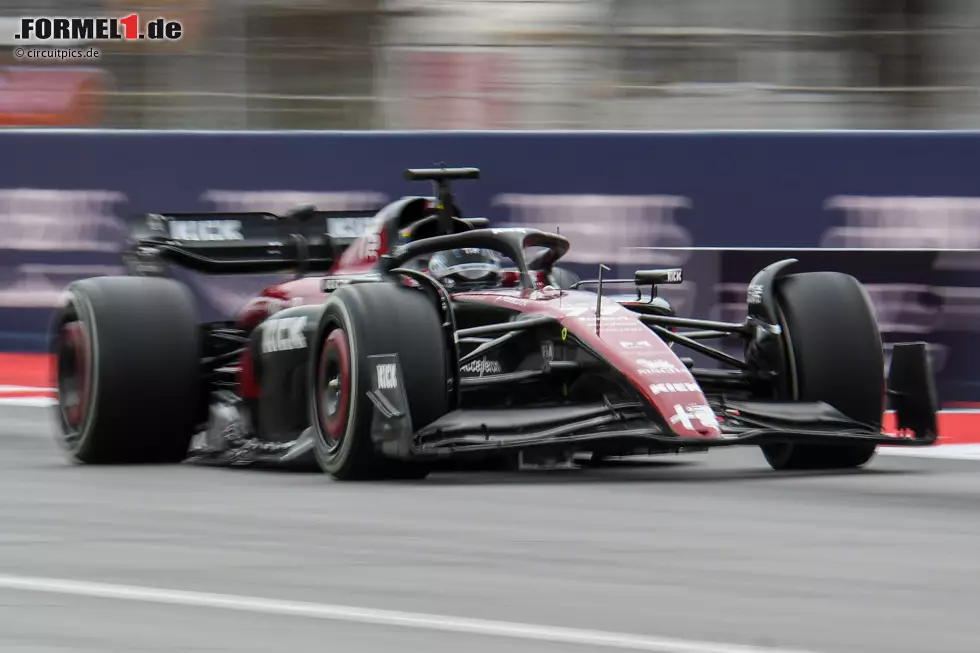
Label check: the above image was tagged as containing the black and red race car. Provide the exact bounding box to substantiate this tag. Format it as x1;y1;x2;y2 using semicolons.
51;167;939;480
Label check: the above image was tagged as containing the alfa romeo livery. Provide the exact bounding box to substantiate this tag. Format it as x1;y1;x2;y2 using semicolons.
51;166;940;480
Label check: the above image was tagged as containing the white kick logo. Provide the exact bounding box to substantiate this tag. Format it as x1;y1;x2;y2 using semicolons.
261;317;307;353
169;220;243;241
376;363;398;390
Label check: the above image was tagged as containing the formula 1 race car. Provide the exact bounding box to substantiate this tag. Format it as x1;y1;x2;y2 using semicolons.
51;167;940;480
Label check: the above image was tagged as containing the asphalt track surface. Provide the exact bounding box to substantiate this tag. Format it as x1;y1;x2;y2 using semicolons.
1;406;979;653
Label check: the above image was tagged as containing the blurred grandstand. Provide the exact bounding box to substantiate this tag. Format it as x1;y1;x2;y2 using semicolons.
0;0;976;130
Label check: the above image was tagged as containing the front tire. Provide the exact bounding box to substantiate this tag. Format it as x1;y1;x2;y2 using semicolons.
52;276;202;464
309;283;450;481
761;272;883;471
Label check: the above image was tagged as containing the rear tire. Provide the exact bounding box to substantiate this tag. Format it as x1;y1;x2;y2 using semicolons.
309;283;449;481
761;272;883;471
52;276;202;464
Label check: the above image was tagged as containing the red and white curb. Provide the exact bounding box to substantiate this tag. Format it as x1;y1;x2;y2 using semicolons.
879;409;980;458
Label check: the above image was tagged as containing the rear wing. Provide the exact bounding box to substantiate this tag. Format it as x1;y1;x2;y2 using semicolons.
122;207;379;276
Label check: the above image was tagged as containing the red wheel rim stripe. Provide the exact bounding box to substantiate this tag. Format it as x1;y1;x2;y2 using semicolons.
318;328;350;444
60;321;90;427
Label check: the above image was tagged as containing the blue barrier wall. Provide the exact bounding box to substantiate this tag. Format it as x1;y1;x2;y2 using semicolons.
2;130;980;402
3;129;980;245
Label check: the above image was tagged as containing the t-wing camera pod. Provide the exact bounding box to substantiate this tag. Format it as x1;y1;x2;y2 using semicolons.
404;166;481;235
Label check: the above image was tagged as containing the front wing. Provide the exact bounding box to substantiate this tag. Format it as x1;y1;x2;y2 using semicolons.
368;342;939;459
394;400;936;458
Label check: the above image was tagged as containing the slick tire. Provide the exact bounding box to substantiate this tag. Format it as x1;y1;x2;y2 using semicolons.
52;276;202;464
310;283;449;481
761;272;883;471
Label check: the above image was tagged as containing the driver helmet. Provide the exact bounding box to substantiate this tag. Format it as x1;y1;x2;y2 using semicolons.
427;247;503;289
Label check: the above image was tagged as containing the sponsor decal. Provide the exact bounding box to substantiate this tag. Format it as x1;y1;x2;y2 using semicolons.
497;296;529;307
261;316;307;353
600;327;652;335
201;190;386;235
649;382;700;395
664;269;683;283
669;403;719;431
637;359;680;375
365;354;410;445
169;220;243;242
376;363;398;390
322;278;351;292
541;340;554;362
747;284;763;305
349;232;381;262
460;357;503;376
620;340;652;349
322;273;382;292
594;320;651;334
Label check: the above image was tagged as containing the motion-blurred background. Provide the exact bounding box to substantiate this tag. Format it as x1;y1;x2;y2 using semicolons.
0;0;973;130
5;0;980;404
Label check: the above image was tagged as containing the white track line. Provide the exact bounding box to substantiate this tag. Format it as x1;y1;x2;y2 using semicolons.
879;444;980;459
0;573;818;653
0;397;55;407
0;386;56;393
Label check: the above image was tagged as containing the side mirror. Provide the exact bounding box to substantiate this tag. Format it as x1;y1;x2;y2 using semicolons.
634;268;683;285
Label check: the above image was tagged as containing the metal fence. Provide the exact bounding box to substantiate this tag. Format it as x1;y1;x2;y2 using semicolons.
3;0;980;130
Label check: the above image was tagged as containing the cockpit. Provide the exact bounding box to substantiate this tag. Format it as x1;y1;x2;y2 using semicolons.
382;199;501;290
373;168;566;293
